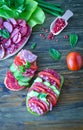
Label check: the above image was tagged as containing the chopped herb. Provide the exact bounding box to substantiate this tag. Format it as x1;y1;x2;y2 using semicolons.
31;43;37;50
0;29;10;38
49;48;61;60
38;93;47;99
25;61;31;68
19;66;25;73
69;34;78;48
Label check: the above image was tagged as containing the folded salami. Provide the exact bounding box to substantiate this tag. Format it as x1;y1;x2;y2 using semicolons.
4;49;38;91
26;69;64;115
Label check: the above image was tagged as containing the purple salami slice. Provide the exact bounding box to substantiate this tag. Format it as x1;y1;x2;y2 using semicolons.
4;71;25;91
19;50;37;63
17;19;26;27
4;39;11;48
12;32;21;44
8;18;17;27
43;69;61;80
0;44;5;59
11;28;20;38
3;21;13;33
0;18;32;60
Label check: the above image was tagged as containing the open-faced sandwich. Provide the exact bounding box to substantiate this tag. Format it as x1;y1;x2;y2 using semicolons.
26;69;64;115
4;49;38;91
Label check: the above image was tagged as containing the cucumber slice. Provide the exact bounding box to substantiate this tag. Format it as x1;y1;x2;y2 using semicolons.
50;85;60;96
19;77;31;83
14;70;24;80
43;81;50;87
34;77;42;82
18;80;29;86
10;63;18;73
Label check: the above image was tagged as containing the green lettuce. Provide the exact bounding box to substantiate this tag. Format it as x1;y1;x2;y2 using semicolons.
0;0;45;27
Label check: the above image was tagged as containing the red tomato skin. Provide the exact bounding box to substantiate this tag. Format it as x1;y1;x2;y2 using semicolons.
66;52;83;71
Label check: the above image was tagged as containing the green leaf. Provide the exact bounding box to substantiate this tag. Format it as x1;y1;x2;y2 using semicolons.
19;66;25;73
69;34;78;48
0;29;10;38
0;0;4;6
0;5;19;19
28;6;45;27
49;48;61;60
0;0;45;27
31;43;37;49
38;93;47;99
25;61;31;68
19;0;38;21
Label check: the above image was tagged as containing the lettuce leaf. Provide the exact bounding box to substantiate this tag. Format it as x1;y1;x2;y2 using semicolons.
19;0;38;21
0;0;45;27
28;6;45;27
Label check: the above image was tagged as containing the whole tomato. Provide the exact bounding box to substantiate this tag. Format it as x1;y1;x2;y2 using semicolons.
66;52;83;71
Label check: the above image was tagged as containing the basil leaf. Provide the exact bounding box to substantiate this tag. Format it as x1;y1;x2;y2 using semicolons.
25;61;31;68
31;43;37;49
19;66;25;73
0;29;10;38
49;48;61;60
69;34;78;48
38;93;47;99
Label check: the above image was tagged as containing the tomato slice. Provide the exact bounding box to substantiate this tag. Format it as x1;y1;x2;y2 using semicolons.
14;56;38;71
38;71;60;87
14;55;25;66
30;62;38;71
28;97;46;112
32;82;57;106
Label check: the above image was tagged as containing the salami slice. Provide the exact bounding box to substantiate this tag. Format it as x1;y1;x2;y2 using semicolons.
27;97;48;115
19;50;37;63
4;71;25;91
0;44;5;59
3;21;13;33
8;18;17;27
38;71;60;88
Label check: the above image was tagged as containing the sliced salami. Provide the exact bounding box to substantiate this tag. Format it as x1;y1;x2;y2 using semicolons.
4;71;25;91
3;21;13;33
8;18;17;27
12;32;21;44
19;50;37;63
0;44;5;59
0;17;32;60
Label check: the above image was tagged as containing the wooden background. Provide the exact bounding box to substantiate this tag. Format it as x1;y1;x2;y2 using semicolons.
0;0;83;130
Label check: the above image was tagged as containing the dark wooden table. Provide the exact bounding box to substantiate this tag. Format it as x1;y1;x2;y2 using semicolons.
0;0;83;130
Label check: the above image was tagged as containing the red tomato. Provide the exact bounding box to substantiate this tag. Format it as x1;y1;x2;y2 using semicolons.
28;97;46;112
14;55;25;66
30;62;38;71
38;71;60;87
34;85;57;106
66;52;83;71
